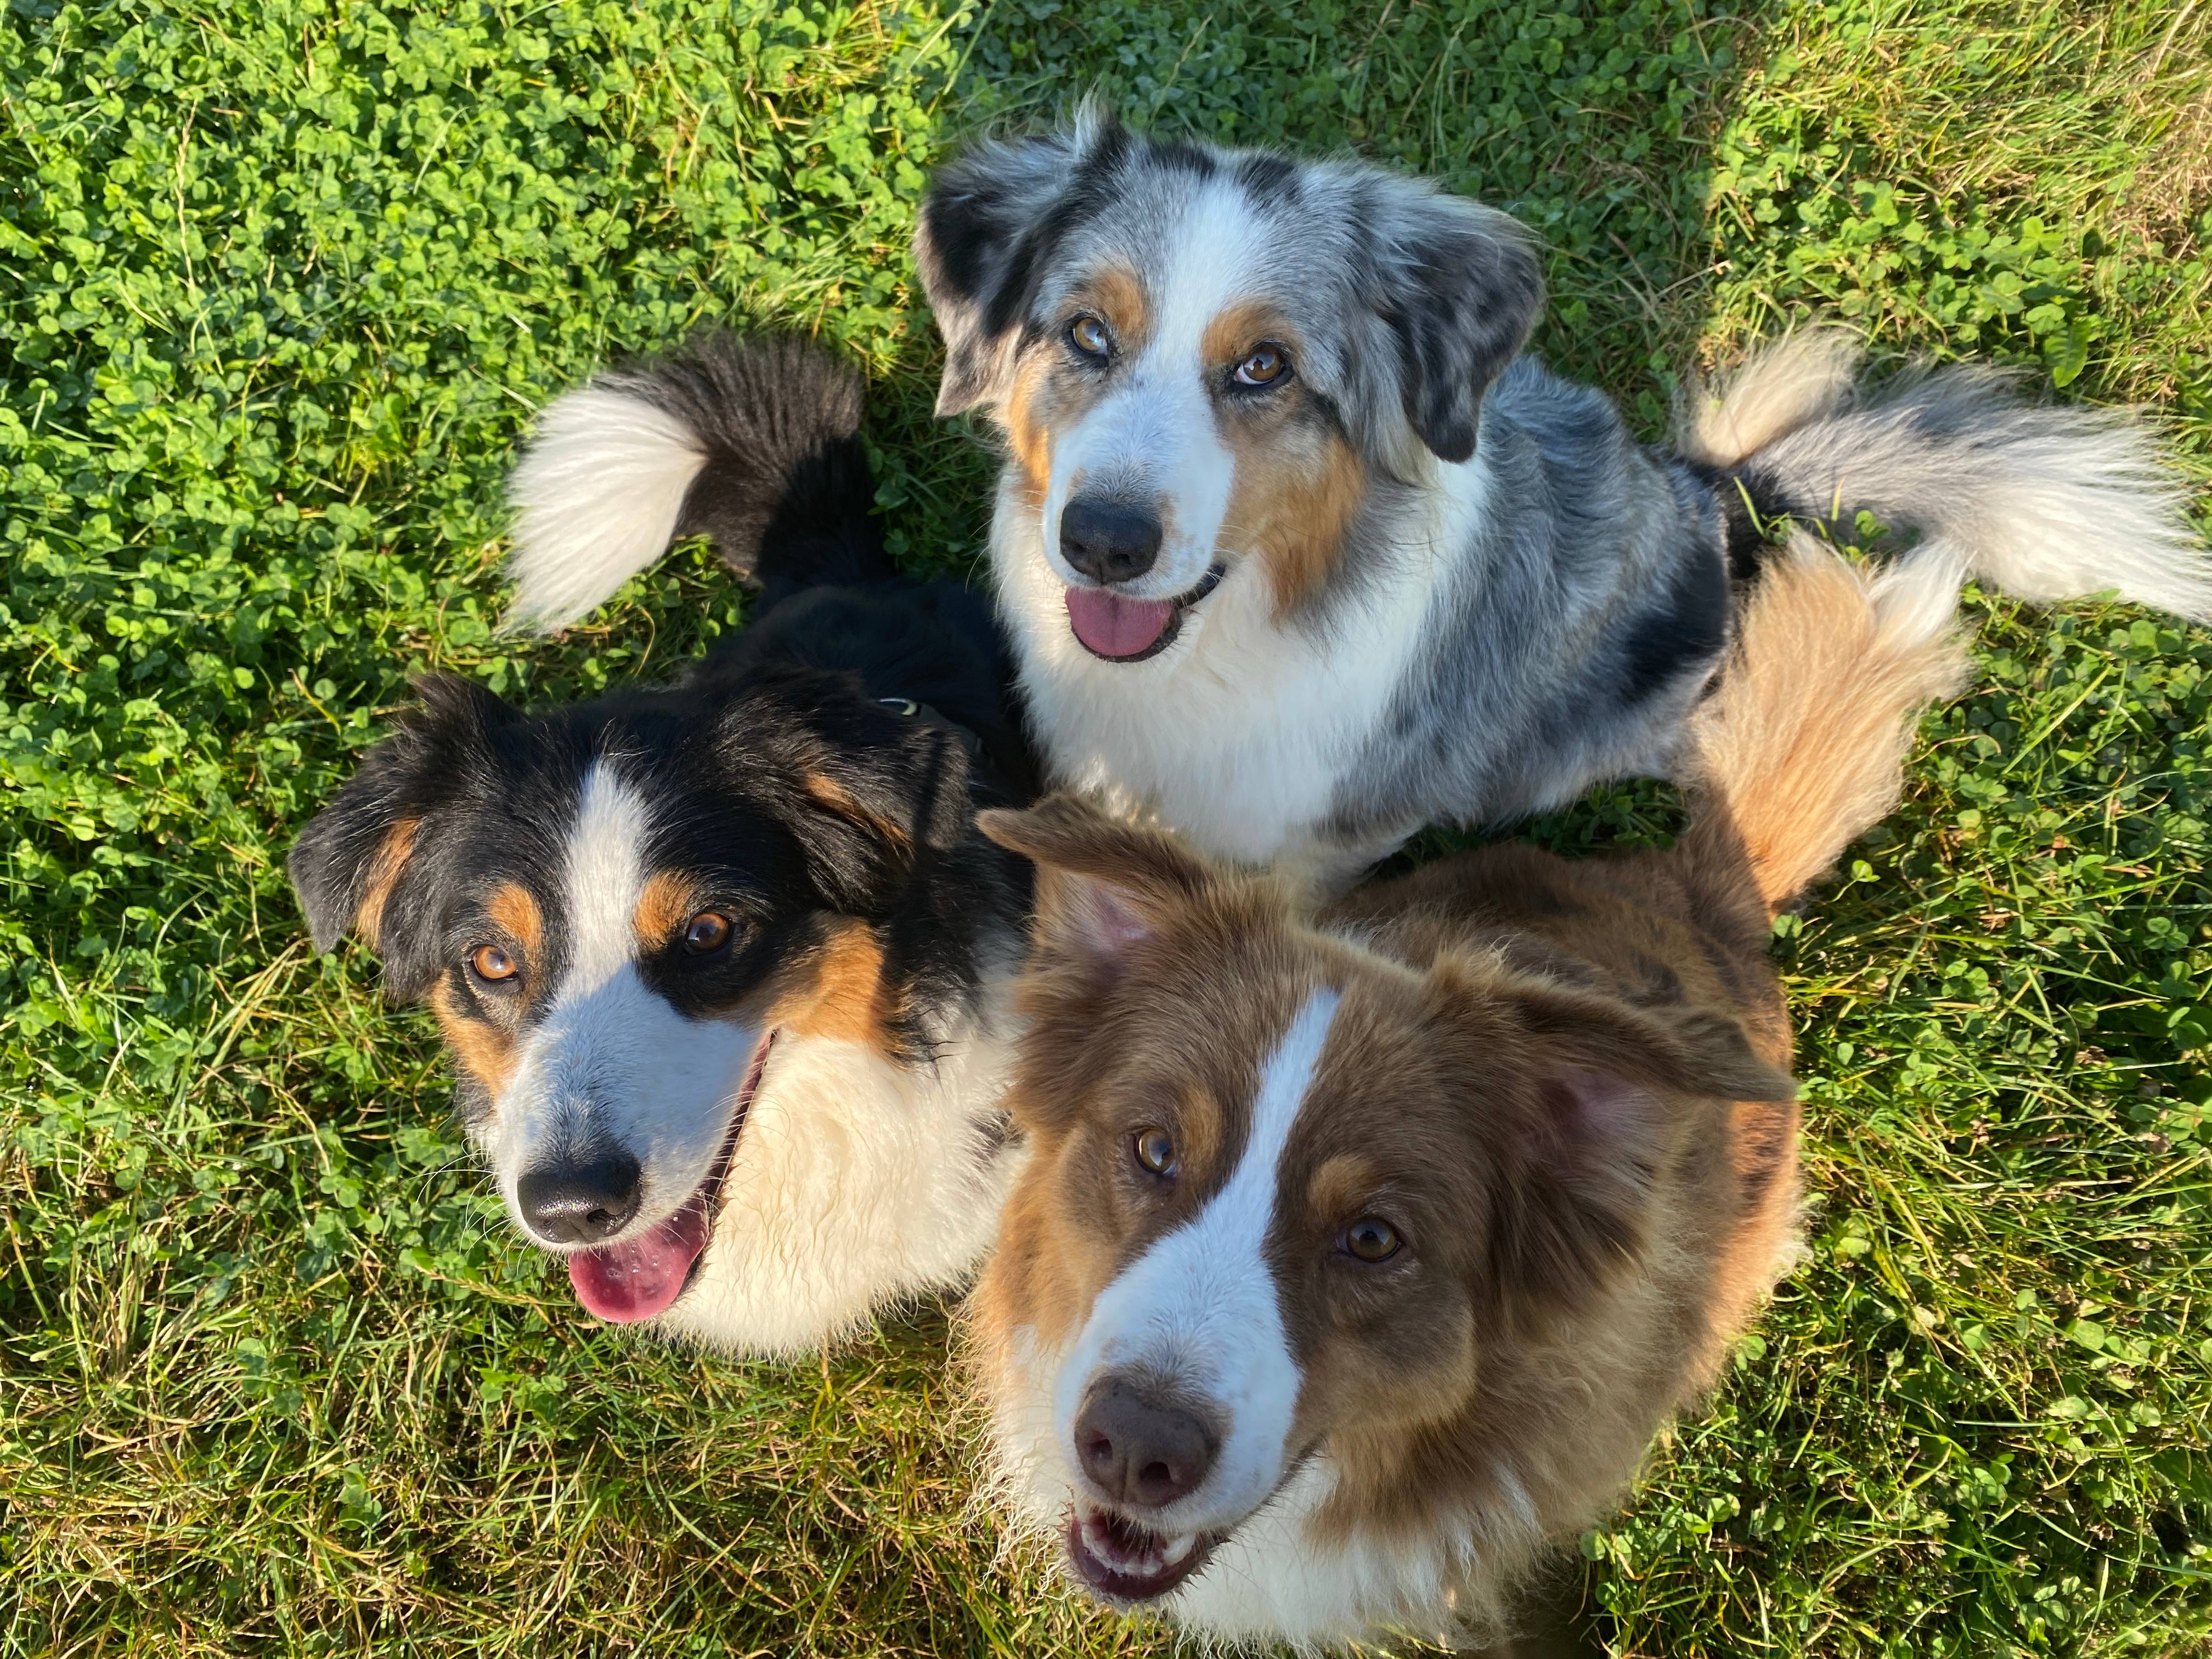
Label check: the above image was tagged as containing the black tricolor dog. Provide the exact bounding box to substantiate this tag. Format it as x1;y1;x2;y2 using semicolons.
291;337;1035;1352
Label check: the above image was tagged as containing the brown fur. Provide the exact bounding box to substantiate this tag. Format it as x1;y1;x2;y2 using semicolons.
768;918;895;1048
1197;298;1282;372
1203;303;1369;618
431;979;518;1096
802;770;912;854
487;881;546;961
978;794;1798;1612
1683;534;1968;911
1002;351;1059;509
1228;421;1367;620
971;803;1327;1357
970;538;1967;1637
630;870;699;952
1084;264;1150;356
354;817;420;948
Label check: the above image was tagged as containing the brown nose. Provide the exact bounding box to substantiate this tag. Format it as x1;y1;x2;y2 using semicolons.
1073;1375;1220;1509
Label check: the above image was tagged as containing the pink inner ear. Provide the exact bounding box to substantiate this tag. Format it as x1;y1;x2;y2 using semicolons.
1539;1069;1657;1153
1058;870;1153;961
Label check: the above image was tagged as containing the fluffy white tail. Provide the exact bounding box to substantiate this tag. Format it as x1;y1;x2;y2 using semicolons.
503;336;877;632
507;389;708;631
1678;328;2211;621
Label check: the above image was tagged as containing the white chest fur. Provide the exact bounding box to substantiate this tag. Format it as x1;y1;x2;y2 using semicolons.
655;1003;1021;1355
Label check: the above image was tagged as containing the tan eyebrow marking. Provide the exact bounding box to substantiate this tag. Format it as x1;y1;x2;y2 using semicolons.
631;870;702;951
1082;263;1151;354
1200;298;1293;369
486;881;545;958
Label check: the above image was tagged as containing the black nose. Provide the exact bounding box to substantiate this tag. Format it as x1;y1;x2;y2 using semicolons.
517;1151;642;1245
1074;1375;1220;1509
1059;497;1164;585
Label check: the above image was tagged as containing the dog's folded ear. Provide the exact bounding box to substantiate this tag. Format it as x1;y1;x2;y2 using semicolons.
1359;189;1544;466
287;674;517;1000
914;107;1125;416
767;689;987;917
1426;956;1793;1318
977;792;1211;977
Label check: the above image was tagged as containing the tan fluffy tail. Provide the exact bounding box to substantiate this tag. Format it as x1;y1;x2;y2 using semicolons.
1684;533;1971;914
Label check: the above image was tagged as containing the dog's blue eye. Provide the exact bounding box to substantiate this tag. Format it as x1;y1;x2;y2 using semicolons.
1068;316;1111;360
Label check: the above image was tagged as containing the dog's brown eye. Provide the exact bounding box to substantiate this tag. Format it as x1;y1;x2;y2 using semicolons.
1068;315;1111;359
1233;346;1288;387
1343;1218;1401;1262
470;945;518;983
1132;1127;1178;1177
683;911;733;954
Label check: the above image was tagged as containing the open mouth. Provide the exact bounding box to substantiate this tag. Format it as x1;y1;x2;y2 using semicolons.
564;1030;776;1325
1064;564;1225;662
1063;1502;1221;1604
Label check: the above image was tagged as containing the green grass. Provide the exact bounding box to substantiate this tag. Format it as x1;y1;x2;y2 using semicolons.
3;0;2209;1652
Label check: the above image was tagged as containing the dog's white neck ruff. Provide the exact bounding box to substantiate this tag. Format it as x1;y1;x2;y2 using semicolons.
656;1000;1022;1354
991;453;1491;881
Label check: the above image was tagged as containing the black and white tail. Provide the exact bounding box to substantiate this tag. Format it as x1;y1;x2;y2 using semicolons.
1677;328;2211;621
505;335;891;631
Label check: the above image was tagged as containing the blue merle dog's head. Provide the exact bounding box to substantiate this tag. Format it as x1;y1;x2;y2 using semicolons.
915;108;1543;642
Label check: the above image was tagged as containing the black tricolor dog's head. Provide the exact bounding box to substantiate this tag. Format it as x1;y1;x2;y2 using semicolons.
915;108;1543;654
290;663;1007;1324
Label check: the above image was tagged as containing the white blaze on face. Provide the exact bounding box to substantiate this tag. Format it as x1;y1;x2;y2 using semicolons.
1052;985;1341;1531
487;760;759;1235
1042;185;1267;601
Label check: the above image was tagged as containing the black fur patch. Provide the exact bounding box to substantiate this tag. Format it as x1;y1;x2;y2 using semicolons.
1617;544;1731;706
1149;138;1220;179
606;335;891;604
1685;458;1792;582
1368;206;1545;463
1233;150;1298;206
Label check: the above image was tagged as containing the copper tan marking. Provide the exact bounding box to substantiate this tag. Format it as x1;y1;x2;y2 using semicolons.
1198;299;1288;373
803;771;913;853
354;816;420;947
1228;427;1367;619
631;870;701;952
487;881;546;959
771;919;894;1049
1003;351;1058;509
431;979;519;1096
1082;264;1152;356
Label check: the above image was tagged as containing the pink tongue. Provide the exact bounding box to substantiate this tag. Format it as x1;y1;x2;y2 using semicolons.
1066;586;1175;659
567;1202;710;1324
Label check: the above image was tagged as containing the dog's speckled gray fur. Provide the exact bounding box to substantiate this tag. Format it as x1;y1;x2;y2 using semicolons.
909;112;2208;877
1318;360;1739;852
